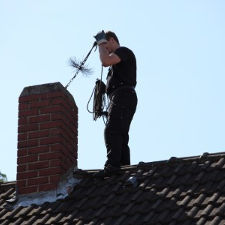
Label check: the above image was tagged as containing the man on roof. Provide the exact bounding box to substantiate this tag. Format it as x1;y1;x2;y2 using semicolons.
94;30;138;176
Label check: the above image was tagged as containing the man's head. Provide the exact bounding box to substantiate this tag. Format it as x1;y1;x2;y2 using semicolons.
104;31;120;53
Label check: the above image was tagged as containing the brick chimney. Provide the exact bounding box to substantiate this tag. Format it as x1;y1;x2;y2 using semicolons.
17;82;78;196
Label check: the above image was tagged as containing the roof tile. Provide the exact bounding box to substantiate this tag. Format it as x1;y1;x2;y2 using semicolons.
13;217;24;225
24;215;37;225
196;217;207;225
210;216;221;225
218;219;225;225
216;202;225;216
177;195;191;207
109;215;124;225
35;213;51;225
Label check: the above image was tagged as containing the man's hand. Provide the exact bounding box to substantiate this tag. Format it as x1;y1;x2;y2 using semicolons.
99;45;121;67
94;30;107;45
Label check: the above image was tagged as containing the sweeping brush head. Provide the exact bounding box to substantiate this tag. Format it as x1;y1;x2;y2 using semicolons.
69;57;93;76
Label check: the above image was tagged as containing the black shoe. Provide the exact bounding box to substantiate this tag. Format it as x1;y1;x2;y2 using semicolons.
94;165;121;178
93;170;105;178
104;164;121;176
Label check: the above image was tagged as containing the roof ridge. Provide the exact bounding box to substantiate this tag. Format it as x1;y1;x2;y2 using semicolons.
75;151;225;174
3;151;225;182
0;181;16;187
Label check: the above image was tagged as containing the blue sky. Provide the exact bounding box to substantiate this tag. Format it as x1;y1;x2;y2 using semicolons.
1;0;225;181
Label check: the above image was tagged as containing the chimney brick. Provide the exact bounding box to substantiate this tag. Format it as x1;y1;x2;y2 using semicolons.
17;82;78;195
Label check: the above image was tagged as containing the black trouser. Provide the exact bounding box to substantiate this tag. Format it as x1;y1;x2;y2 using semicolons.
104;87;137;168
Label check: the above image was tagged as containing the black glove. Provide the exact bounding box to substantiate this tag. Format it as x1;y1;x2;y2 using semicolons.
94;30;107;45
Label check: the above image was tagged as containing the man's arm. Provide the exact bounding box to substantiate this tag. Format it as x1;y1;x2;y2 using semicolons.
99;44;121;67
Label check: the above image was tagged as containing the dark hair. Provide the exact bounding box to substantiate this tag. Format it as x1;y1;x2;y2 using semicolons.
105;31;120;45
